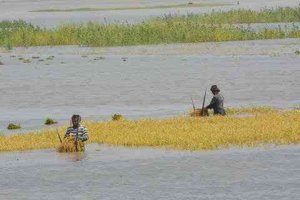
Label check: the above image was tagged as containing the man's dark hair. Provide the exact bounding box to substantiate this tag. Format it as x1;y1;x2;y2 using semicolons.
71;114;81;122
210;85;220;92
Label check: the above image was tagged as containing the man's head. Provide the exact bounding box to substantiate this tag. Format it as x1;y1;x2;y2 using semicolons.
210;85;220;95
71;114;81;128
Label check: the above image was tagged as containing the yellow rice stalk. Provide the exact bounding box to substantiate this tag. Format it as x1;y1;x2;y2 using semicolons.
0;107;299;152
57;137;85;152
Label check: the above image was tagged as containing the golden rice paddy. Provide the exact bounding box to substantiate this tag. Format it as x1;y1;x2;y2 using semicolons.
0;107;299;152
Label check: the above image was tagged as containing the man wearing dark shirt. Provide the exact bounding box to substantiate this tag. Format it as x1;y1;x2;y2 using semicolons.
205;85;226;116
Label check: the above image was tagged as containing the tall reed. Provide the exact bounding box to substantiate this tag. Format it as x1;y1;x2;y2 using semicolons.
0;7;300;48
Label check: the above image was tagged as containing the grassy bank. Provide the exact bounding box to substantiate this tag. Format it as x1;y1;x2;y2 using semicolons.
30;3;230;12
0;7;300;48
155;7;300;24
0;108;299;152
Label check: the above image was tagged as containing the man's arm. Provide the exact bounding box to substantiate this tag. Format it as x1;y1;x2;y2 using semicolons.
64;128;71;139
206;97;217;110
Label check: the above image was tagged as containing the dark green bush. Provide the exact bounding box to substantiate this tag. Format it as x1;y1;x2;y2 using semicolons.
45;118;58;125
7;123;21;130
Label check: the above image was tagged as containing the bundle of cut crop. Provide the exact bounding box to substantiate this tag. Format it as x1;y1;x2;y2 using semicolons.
57;137;85;152
190;108;209;117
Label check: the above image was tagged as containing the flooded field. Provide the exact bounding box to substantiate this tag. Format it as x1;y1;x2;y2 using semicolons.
0;145;299;199
0;0;299;27
1;1;299;198
0;38;299;134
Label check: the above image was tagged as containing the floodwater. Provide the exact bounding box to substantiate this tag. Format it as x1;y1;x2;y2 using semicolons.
0;0;299;27
0;145;299;200
0;38;300;134
1;1;300;198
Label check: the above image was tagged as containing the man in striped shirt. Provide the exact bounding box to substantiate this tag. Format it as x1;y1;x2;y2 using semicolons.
64;114;89;142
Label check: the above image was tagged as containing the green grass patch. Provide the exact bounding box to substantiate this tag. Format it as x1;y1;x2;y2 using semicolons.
154;7;300;24
7;123;21;130
1;7;300;48
30;3;230;12
112;114;125;121
45;118;58;125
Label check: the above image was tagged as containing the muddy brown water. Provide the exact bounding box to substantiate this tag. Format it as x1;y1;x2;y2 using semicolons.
0;144;299;200
0;39;299;134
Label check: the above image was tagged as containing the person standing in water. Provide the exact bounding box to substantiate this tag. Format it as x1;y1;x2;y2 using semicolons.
64;114;89;142
205;85;226;116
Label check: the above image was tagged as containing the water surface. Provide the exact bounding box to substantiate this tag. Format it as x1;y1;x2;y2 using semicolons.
0;145;299;200
0;39;299;134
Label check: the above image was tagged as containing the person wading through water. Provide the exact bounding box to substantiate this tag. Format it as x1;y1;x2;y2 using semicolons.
205;85;226;116
63;114;89;152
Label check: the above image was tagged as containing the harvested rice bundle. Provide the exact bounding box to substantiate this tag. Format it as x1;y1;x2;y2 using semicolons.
57;137;85;152
190;108;209;117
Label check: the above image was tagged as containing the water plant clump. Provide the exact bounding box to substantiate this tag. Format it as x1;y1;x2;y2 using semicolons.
93;56;105;60
7;123;21;130
22;59;31;63
295;50;300;55
0;60;3;65
45;118;58;125
46;56;55;60
112;114;124;121
0;108;299;152
0;7;300;48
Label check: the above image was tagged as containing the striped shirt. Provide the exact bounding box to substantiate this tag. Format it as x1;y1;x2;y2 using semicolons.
64;125;89;142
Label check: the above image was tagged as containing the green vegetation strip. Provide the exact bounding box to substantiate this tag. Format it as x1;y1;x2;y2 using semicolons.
30;3;230;12
1;7;300;48
154;7;300;24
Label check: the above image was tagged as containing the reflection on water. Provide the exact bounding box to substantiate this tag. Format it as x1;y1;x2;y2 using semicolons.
56;152;87;162
0;144;299;200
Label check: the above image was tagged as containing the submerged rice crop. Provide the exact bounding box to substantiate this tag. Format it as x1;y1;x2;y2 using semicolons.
0;108;299;152
0;7;300;48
